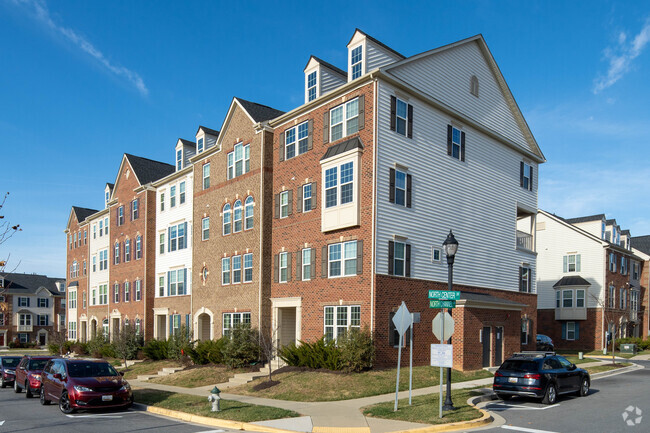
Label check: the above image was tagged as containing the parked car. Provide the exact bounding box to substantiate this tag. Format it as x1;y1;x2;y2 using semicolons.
14;355;58;397
493;352;590;405
40;358;133;414
0;356;23;388
536;334;554;351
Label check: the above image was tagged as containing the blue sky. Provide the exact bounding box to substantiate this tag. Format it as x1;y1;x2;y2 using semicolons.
1;0;650;277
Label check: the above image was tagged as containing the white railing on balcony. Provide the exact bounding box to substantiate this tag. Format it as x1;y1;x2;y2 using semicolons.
18;325;33;332
630;310;638;322
517;230;533;251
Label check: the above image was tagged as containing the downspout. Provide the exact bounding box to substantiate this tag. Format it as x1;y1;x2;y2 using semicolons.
258;125;266;332
370;75;378;333
143;190;148;340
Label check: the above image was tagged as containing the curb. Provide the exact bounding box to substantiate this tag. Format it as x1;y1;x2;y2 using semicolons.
590;362;643;380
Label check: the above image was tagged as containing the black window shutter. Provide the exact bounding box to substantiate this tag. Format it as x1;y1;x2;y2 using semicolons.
321;246;328;278
520;161;524;187
358;95;365;130
405;244;411;277
287;253;293;282
407;104;413;139
460;131;466;162
323;111;329;144
406;174;412;208
311;182;317;209
311;248;317;279
390;96;396;131
287;190;293;216
446;125;452;156
389;168;395;203
388;241;394;275
528;269;532;292
274;194;280;219
307;119;314;150
388;312;396;346
279;132;285;162
518;267;523;291
530;166;534;191
356;240;363;275
296;250;302;281
274;255;279;283
297;185;303;213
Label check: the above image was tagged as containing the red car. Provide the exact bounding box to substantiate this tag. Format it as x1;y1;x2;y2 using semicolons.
1;356;22;388
14;355;58;397
40;358;133;414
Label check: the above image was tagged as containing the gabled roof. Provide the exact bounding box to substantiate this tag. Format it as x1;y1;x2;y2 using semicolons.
621;229;631;235
605;219;618;226
553;276;591;288
72;206;98;223
196;125;220;136
632;235;650;256
1;273;65;296
564;214;605;224
123;154;175;185
348;28;406;60
235;98;285;123
105;183;114;191
304;55;347;77
177;138;196;147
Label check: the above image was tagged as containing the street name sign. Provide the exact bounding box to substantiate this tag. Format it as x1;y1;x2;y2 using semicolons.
429;300;456;309
430;344;453;368
428;290;460;300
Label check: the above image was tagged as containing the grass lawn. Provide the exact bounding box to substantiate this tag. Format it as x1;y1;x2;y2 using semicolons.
149;364;243;388
119;360;182;380
586;363;631;375
362;389;484;424
133;389;299;422
229;366;493;402
0;348;48;355
558;355;592;365
582;350;650;359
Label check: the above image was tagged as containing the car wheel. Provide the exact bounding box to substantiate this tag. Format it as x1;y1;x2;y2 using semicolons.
59;391;75;414
13;380;21;393
25;382;33;398
40;390;50;405
542;383;557;405
579;377;590;397
496;393;512;401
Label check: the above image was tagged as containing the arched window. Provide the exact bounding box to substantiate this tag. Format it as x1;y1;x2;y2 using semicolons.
222;203;232;235
470;75;479;97
135;318;141;335
233;200;243;232
136;235;142;259
102;319;109;339
244;196;254;230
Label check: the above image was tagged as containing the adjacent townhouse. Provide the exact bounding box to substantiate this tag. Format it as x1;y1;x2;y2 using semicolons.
631;235;650;339
0;273;65;346
536;212;643;350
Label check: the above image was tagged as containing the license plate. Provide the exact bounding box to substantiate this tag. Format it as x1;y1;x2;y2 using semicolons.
102;395;113;401
508;377;518;383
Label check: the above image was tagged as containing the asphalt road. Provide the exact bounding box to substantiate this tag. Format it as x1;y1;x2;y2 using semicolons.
0;386;239;433
475;360;650;433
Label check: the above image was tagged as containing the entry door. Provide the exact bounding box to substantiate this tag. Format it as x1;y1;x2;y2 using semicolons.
495;327;503;366
482;327;492;367
39;333;46;345
0;333;4;346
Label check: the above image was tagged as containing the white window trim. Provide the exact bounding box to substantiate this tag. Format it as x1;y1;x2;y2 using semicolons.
562;289;573;308
302;184;312;213
202;217;210;240
324;305;361;342
222;257;231;285
395;97;409;137
285;121;310;160
566;322;576;341
329;98;359;142
302;248;311;281
320;145;361;232
243;253;253;283
328;241;357;278
306;69;318;102
203;163;210;190
280;191;289;219
349;44;364;81
393;241;406;277
279;252;288;283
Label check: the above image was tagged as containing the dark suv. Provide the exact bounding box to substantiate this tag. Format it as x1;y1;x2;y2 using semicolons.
493;352;590;405
536;334;554;351
0;356;22;388
14;355;58;397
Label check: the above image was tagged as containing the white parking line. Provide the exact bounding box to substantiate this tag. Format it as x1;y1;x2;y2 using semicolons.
195;430;225;433
501;425;560;433
65;410;139;418
491;403;560;411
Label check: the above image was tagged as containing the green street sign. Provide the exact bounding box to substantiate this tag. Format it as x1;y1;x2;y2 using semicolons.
428;290;461;300
429;300;456;309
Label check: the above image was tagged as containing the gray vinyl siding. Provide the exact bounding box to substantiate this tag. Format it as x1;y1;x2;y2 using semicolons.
375;81;538;294
320;67;346;96
366;41;402;72
205;134;218;151
387;40;531;154
183;145;196;169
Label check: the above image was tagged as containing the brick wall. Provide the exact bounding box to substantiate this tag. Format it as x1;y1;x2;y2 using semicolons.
66;212;90;336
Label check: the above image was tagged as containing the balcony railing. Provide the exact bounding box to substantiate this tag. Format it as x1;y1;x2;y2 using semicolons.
630;310;638;322
516;230;533;251
18;325;33;332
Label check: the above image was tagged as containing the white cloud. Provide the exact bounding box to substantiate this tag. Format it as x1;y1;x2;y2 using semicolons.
593;18;650;94
10;0;148;96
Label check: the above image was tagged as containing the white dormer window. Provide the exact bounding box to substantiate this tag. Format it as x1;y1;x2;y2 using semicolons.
307;71;317;102
105;190;109;205
350;45;363;80
198;137;204;153
176;149;182;170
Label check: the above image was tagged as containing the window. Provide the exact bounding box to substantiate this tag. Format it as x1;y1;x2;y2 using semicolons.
159;233;165;254
555;290;560;308
232;256;242;284
37;298;47;308
125;239;131;262
620;288;626;309
222;258;231;285
223;203;232;235
389;168;411;207
566;322;576;340
307;71;317;101
99;284;108;305
431;248;441;262
631;290;639;312
562;290;573;308
102;319;109;338
620;257;627;275
202;217;210;240
330;98;359;142
0;313;4;326
279;252;288;283
197;137;204;153
324;305;360;341
69;234;72;249
176;149;182;170
121;281;128;302
520;266;532;293
135;280;141;301
302;184;312;212
227;143;250;179
83;260;87;276
135;318;141;335
388;96;414;137
82;292;86;309
93;225;97;239
329;241;358;277
132;198;139;220
100;249;108;270
576;289;585;308
170;186;176;207
171;314;181;335
18;297;29;307
325;161;354;208
104;217;109;235
244;253;253;283
180;181;186;204
521;162;533;191
244;196;254;229
19;313;32;327
114;284;120;303
167;269;186;296
118;206;124;226
114;242;120;264
350;45;363;79
233;200;243;232
19;333;28;343
203;163;210;189
285;121;310;159
563;254;581;272
91;288;97;306
609;253;616;272
168;222;187;252
447;126;465;161
84;230;87;245
92;256;97;272
521;318;531;345
99;219;103;236
393;242;406;277
302;249;312;281
633;262;640;280
74;232;77;248
158;276;165;297
470;75;479;97
280;191;290;218
68;292;76;309
136;236;142;259
68;322;77;339
222;312;251;338
608;285;615;309
160;193;165;211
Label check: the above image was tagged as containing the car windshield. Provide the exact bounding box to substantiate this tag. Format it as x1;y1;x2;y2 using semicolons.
500;360;538;372
28;360;49;371
68;362;119;378
1;358;21;368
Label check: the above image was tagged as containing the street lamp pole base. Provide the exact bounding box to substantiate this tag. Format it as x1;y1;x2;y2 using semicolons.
442;404;456;411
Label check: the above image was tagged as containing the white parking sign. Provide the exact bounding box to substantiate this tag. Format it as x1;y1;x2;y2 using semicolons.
430;344;453;368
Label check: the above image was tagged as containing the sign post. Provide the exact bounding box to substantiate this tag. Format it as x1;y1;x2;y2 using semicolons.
431;301;456;418
392;302;411;412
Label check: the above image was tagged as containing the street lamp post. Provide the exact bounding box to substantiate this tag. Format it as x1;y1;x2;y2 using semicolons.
442;230;458;411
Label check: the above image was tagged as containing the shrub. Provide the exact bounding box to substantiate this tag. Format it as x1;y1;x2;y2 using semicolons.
338;327;375;372
48;343;60;354
47;340;75;355
144;339;169;361
167;325;193;361
615;337;650;351
71;342;89;355
279;337;341;370
221;325;261;368
189;339;227;365
114;324;143;364
87;335;113;358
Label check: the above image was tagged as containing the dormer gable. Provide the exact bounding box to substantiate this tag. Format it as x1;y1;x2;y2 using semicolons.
195;126;220;155
303;56;346;104
104;183;114;208
346;29;404;82
175;139;196;171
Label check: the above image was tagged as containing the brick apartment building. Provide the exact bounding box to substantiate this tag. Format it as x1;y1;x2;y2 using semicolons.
631;235;650;339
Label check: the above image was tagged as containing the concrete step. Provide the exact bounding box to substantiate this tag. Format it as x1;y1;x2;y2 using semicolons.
137;374;158;381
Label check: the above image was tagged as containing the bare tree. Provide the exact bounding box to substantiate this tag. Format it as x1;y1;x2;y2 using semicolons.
49;328;69;355
0;192;22;313
590;292;623;365
256;326;280;382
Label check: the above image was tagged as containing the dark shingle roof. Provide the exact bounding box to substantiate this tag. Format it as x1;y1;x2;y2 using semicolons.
605;219;617;226
564;214;605;224
553;276;591;288
632;236;650;255
621;229;630;235
197;125;219;136
321;137;364;161
1;273;65;296
125;154;175;185
72;206;98;223
178;139;196;147
350;28;406;59
305;55;347;77
236;98;285;123
106;183;114;190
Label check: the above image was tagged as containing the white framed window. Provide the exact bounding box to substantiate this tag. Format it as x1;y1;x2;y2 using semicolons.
198;137;204;153
395;98;408;136
302;184;312;212
280;191;289;218
160;193;165;211
223;312;251;338
100;249;108;270
520;266;532;293
159;233;165;254
114;283;120;303
132;199;139;220
136;235;142;259
608;285;615;309
114;242;120;264
168;223;187;252
102;319;109;338
324;305;360;341
158;276;165;297
227;143;250;179
451;127;462;159
555;290;560;308
576;289;585;308
135;279;141;301
631;290;639;312
18;297;29;307
393;242;405;277
566;322;576;340
170;185;176;207
84;230;87;245
328;241;357;278
609;253;616;272
279;252;288;283
123;281;130;302
325;161;354;208
167;269;186;296
118;205;124;226
394;169;407;206
98;284;108;305
68;292;77;309
171;314;181;335
176;149;182;170
135;318;141;335
203;163;210;190
330;98;359;142
233;200;243;232
91;288;97;306
244;253;253;283
68;322;77;340
82;292;86;309
350;45;363;80
223;203;232;235
202;217;210;240
38;314;48;326
522;162;532;191
222;258;230;285
431;247;441;262
38;298;48;308
562;290;573;308
104;217;109;235
180;181;186;204
302;248;312;281
232;255;242;284
563;254;581;272
285;121;310;160
124;239;131;262
620;288;626;309
93;224;97;239
307;71;317;101
168;271;177;296
19;313;32;327
99;219;104;236
244;196;254;229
